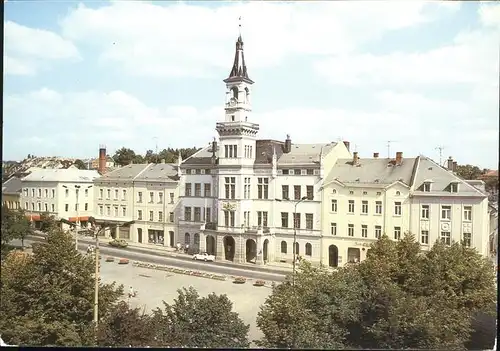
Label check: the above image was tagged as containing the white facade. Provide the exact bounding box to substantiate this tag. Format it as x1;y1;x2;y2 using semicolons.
20;169;100;228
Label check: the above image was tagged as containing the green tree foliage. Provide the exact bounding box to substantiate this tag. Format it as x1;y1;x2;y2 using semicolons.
456;164;483;180
74;159;87;170
39;212;59;232
97;302;155;347
257;234;497;350
151;287;250;348
113;146;200;166
1;206;33;253
0;228;124;346
113;147;140;166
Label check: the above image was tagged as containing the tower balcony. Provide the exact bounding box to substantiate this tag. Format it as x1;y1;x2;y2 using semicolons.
216;121;260;130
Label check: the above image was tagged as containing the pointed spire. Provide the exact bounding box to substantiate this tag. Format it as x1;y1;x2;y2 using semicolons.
224;17;254;84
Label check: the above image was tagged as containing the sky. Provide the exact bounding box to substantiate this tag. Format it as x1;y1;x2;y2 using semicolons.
3;1;499;169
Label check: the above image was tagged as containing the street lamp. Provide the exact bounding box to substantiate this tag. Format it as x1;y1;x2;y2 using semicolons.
88;217;135;340
63;184;93;250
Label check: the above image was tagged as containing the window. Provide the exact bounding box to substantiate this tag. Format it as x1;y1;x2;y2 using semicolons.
305;243;312;256
159;192;163;204
281;212;289;228
463;206;472;221
257;178;269;199
450;182;458;193
184;207;192;221
375;201;382;214
331;199;337;212
99;205;103;215
65;189;69;198
440;231;451;245
138;192;143;203
349;191;354;195
375;226;382;239
282;169;289;175
51;189;55;198
107;189;111;199
99;189;104;199
463;232;472;247
361;200;368;214
376;191;381;196
305;214;313;230
421;205;429;219
194;207;201;222
115;189;119;199
185;183;192;197
331;223;337;235
44;203;48;211
395;191;400;196
293;213;301;229
394;227;401;240
243;211;250;226
204;183;211;197
137;210;143;221
169;212;174;222
348;224;354;236
394;202;402;216
294;242;300;255
158;211;163;222
282;185;289;200
106;206;111;216
361;225;368;238
84;203;88;211
122;207;126;216
65;204;69;212
37;203;41;211
75;203;78;211
257;211;268;227
114;206;118;217
185;169;192;175
306;169;314;175
363;191;368;195
51;204;55;212
195;169;201;175
306;186;314;200
244;178;250;199
170;193;174;203
38;189;42;198
421;230;429;244
44;189;48;197
224;144;238;158
281;241;287;254
294;186;301;200
85;188;89;197
123;189;127;200
194;183;201;197
149;192;154;203
23;188;28;197
348;200;355;213
205;207;211;222
31;189;35;197
293;169;301;176
441;205;451;220
31;203;35;210
224;210;235;227
423;182;431;192
224;177;236;199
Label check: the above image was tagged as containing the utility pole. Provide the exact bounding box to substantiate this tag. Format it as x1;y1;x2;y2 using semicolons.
93;226;100;338
435;146;445;166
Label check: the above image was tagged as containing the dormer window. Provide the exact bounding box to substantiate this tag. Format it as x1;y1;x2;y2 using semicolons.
450;182;459;193
423;182;431;192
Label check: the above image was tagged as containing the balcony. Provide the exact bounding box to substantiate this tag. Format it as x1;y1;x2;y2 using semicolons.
244;226;271;234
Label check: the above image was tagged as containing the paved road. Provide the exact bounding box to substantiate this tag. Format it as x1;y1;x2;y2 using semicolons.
13;237;287;282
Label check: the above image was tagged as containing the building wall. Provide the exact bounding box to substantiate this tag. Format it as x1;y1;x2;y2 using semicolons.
2;193;20;210
94;180;135;228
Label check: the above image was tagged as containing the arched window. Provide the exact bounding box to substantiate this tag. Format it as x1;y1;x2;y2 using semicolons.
231;87;239;100
294;242;299;255
332;189;337;194
184;233;190;245
194;233;200;246
396;191;401;196
244;87;250;103
281;241;287;254
305;243;312;256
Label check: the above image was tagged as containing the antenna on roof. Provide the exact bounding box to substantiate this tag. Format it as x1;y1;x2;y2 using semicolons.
386;140;397;158
238;16;242;36
435;146;445;166
153;137;158;155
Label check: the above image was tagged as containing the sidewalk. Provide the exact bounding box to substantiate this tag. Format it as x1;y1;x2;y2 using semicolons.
31;233;293;275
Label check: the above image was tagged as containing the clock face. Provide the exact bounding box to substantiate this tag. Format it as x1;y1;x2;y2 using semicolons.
229;98;237;106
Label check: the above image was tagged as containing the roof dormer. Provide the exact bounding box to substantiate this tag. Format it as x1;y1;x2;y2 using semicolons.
449;181;459;193
421;179;433;192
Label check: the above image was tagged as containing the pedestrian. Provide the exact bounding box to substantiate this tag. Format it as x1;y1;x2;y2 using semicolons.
129;286;134;298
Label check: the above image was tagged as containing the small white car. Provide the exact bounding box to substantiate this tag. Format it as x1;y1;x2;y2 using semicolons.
192;252;215;262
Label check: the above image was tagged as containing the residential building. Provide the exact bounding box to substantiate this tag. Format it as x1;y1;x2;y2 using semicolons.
179;33;351;264
93;162;181;244
2;176;22;210
321;152;490;267
20;169;100;229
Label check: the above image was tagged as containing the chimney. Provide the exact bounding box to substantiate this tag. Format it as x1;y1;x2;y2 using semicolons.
284;134;292;154
211;138;217;165
447;156;453;170
452;161;457;172
395;152;403;166
343;141;350;152
353;152;359;165
98;145;106;174
373;152;379;159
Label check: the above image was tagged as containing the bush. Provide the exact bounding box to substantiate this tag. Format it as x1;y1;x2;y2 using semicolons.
253;280;265;287
109;240;128;248
233;277;246;284
118;258;129;265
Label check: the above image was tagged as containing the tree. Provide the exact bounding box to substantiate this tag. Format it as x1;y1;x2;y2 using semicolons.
151;287;250;348
97;302;155;347
74;159;87;170
39;212;58;232
257;234;497;350
0;228;124;346
113;148;138;166
456;164;483;180
1;206;33;253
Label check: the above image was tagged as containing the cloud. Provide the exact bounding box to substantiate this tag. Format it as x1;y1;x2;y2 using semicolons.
58;1;449;78
4;21;80;76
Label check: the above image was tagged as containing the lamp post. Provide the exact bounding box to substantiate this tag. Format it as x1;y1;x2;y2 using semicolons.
63;184;92;250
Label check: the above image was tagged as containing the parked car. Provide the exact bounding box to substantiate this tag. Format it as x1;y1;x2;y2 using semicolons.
192;252;215;262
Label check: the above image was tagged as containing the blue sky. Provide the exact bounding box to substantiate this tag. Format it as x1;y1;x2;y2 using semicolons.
3;1;499;169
